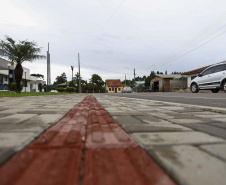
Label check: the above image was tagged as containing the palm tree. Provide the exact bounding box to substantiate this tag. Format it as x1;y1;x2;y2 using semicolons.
0;36;46;93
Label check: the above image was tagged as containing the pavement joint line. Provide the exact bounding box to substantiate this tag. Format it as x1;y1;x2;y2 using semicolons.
111;95;226;114
198;146;226;162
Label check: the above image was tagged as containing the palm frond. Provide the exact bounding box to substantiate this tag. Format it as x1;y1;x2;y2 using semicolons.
0;36;46;64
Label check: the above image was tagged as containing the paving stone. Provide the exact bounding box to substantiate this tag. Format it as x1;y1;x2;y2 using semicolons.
0;124;45;133
0;132;36;149
83;147;176;185
31;124;86;148
135;115;165;122
0;148;82;185
208;122;226;129
163;112;199;119
147;112;175;119
0;114;38;124
196;114;226;118
135;115;171;124
147;145;226;185
86;124;137;149
122;124;192;133
200;144;226;161
110;111;147;116
160;106;185;111
0;109;33;114
211;117;226;122
112;115;143;125
23;114;64;127
132;131;225;147
175;109;203;113
180;123;226;139
0;114;11;119
168;119;204;124
18;110;63;114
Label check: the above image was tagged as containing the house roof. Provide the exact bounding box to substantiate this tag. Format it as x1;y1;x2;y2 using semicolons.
181;60;226;75
181;65;210;75
152;74;182;79
105;79;122;87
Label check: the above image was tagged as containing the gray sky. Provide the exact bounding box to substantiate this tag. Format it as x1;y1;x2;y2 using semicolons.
1;0;226;82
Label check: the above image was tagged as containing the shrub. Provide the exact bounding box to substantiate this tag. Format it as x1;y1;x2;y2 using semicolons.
69;81;75;87
57;87;64;92
66;87;74;93
11;82;23;91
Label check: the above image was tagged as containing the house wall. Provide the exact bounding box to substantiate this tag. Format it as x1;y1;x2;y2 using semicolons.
0;68;43;92
170;79;187;90
150;77;171;92
105;85;123;93
186;74;198;88
162;79;170;92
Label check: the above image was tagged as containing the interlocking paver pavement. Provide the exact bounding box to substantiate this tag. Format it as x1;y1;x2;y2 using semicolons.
0;94;226;185
0;94;87;165
0;95;175;185
95;94;226;185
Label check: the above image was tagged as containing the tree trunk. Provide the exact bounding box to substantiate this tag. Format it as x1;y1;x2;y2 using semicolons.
14;63;23;93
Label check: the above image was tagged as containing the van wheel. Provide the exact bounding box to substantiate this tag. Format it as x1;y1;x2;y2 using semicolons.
223;81;226;93
191;83;199;93
211;89;219;93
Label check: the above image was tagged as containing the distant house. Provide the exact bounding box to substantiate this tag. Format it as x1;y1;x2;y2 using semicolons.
135;81;145;87
105;79;123;93
57;82;68;88
150;74;182;92
0;57;45;92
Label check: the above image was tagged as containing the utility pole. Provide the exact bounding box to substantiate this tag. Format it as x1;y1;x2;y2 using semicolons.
47;43;51;86
125;74;126;86
134;68;136;86
78;53;81;93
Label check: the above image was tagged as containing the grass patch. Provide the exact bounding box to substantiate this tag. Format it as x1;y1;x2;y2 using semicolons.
0;91;77;98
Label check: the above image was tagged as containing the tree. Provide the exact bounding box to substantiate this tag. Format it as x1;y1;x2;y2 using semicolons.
145;76;151;86
30;73;44;80
53;72;67;85
90;74;104;87
165;70;168;75
0;36;46;93
122;79;132;86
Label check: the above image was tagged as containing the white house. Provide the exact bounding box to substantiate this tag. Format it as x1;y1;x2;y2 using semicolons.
0;57;45;92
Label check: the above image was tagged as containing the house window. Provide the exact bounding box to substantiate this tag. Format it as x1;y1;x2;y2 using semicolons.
109;88;111;91
4;77;7;81
22;80;27;87
118;88;121;91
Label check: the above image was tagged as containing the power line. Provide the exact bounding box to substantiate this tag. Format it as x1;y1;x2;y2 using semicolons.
153;29;226;71
98;0;125;37
81;62;130;75
144;14;226;71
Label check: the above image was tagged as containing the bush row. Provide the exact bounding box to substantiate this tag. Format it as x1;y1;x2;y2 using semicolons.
57;87;75;93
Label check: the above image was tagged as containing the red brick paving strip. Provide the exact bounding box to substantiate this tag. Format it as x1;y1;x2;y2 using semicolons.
0;95;176;185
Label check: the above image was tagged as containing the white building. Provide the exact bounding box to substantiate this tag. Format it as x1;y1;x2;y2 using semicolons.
0;57;45;92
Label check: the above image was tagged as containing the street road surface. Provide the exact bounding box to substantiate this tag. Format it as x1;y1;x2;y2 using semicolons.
107;92;226;109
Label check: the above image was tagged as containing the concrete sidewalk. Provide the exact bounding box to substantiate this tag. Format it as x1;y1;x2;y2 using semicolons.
0;94;226;185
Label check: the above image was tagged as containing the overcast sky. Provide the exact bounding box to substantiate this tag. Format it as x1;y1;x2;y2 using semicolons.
1;0;226;83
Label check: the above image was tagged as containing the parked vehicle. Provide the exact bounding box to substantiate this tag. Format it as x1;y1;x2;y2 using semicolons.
50;90;58;93
190;62;226;93
122;86;132;93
